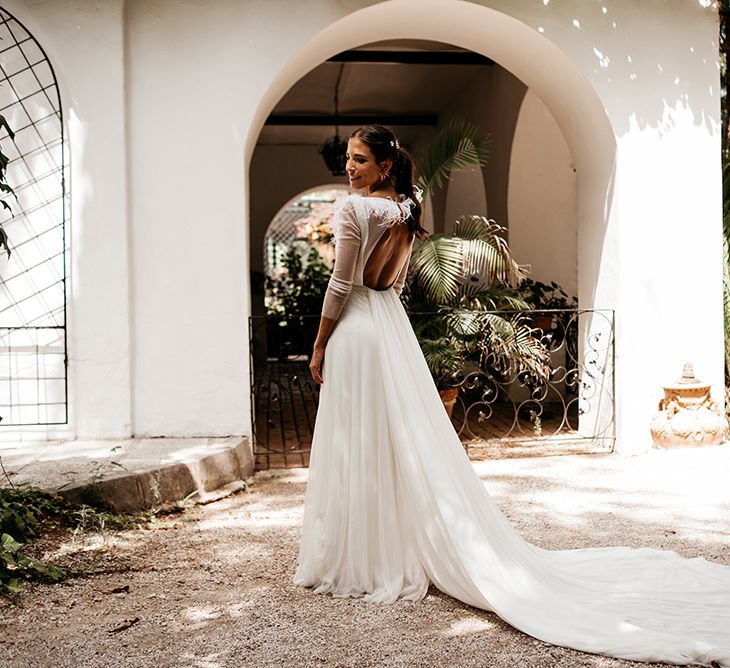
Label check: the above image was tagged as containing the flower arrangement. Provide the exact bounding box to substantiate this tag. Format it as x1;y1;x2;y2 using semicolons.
291;194;354;269
294;202;335;248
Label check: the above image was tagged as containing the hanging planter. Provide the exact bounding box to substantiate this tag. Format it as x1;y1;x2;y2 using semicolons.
319;135;347;176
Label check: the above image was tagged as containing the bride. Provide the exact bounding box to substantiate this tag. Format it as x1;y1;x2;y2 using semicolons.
293;124;730;666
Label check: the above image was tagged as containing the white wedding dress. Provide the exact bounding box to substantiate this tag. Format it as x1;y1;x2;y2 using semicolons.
293;195;730;666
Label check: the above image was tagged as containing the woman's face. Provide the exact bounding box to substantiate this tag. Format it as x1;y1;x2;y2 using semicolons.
346;137;390;191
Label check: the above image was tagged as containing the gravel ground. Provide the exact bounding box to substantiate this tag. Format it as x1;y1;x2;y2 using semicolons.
1;446;729;668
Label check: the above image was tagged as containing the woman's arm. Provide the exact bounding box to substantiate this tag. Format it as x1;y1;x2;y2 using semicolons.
309;316;336;384
310;198;360;384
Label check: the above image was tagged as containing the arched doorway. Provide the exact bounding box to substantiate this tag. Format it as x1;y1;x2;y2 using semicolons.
245;1;616;308
245;0;616;467
251;185;348;469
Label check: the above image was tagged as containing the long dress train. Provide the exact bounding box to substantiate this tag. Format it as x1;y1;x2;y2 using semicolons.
293;196;730;667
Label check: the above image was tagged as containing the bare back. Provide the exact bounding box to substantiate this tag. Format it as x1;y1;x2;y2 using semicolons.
363;222;413;291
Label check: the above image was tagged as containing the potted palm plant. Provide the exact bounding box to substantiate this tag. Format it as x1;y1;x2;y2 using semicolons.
408;119;550;413
416;117;492;194
404;216;551;415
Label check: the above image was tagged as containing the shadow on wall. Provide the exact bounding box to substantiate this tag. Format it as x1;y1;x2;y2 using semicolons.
530;1;719;137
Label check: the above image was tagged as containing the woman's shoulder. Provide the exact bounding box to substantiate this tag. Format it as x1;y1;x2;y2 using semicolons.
333;193;414;224
361;195;416;228
332;194;359;215
333;193;395;217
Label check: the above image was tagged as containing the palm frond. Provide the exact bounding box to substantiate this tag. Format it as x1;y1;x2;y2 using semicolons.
444;308;508;338
416;118;491;195
453;215;506;241
419;336;464;385
410;236;464;303
443;308;483;337
455;282;528;311
456;216;526;287
441;308;550;381
484;316;551;380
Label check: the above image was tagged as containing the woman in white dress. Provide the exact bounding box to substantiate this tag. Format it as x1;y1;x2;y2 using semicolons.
293;125;730;666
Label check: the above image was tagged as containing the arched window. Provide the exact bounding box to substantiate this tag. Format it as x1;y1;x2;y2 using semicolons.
263;188;346;311
0;7;66;426
263;188;347;275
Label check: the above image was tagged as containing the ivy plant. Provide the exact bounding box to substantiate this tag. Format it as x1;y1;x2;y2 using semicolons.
0;112;15;258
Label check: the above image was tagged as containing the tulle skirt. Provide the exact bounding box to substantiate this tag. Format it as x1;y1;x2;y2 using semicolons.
294;285;730;666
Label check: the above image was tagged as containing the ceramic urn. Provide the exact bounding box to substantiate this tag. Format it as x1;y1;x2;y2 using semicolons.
650;363;728;448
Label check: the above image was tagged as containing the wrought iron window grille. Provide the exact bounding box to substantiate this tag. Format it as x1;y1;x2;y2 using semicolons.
0;7;67;426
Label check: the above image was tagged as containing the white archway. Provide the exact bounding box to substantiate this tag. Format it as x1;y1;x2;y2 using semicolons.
245;0;616;311
244;0;618;451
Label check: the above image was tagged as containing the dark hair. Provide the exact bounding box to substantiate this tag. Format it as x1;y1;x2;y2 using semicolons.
350;124;427;237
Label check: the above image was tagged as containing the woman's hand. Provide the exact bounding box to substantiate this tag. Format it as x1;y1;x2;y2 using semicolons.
309;344;325;384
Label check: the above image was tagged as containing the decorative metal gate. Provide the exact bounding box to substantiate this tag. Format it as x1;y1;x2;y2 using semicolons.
0;7;67;426
249;309;615;469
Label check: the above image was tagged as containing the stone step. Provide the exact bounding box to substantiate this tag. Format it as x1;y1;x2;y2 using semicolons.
0;437;254;512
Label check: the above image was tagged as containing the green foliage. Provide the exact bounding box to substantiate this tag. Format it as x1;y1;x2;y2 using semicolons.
1;532;63;594
418;336;465;387
409;235;464;303
0;113;15;258
410;217;525;305
0;483;145;596
266;244;332;319
405;216;550;390
516;278;578;373
265;244;333;357
416;118;492;195
516;278;577;310
0;486;74;594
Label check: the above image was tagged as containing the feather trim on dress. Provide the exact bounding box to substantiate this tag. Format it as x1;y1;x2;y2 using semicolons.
328;195;414;246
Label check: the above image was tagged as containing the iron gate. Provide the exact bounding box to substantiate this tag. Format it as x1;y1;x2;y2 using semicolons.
249;309;615;469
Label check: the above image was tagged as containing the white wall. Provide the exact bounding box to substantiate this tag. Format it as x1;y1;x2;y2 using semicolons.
1;0;721;456
443;167;487;230
509;89;577;299
124;0;256;437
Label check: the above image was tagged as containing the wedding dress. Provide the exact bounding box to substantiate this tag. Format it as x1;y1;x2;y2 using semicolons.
293;194;730;666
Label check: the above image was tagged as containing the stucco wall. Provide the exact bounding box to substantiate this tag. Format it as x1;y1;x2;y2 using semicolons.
0;0;722;455
509;89;578;299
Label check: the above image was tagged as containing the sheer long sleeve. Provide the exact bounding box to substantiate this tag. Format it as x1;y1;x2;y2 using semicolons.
391;237;414;297
321;198;361;320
